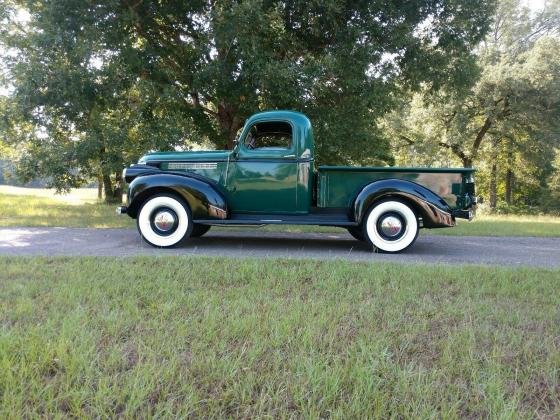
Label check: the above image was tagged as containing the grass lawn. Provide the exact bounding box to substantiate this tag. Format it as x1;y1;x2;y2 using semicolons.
0;190;134;229
1;257;559;417
432;214;560;237
2;189;560;237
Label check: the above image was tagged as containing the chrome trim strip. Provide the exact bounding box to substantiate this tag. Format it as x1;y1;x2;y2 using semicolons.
168;162;218;170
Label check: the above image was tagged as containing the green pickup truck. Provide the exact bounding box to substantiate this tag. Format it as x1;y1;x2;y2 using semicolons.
118;111;476;252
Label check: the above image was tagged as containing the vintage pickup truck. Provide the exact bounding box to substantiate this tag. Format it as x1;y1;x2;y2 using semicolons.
117;111;476;252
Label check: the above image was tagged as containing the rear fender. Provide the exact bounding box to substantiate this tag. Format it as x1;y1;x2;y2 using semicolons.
126;173;227;220
353;179;454;228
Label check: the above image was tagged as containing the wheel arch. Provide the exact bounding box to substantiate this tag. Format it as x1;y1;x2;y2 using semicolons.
353;179;455;228
126;173;228;220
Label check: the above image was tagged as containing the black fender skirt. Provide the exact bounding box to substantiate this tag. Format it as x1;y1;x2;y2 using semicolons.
125;167;227;220
353;179;455;228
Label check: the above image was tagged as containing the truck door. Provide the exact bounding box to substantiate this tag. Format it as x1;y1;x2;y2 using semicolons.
226;120;298;213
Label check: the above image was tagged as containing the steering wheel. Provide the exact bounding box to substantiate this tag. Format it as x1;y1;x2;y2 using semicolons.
245;128;257;149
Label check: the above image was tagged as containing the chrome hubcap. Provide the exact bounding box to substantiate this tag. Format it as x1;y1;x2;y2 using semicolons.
380;216;403;237
153;211;175;232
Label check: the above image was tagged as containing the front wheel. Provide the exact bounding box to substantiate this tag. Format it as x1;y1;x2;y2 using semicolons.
137;194;192;248
347;226;365;242
363;200;419;253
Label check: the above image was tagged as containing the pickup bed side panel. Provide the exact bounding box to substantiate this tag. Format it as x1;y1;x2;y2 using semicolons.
126;173;228;220
318;167;474;210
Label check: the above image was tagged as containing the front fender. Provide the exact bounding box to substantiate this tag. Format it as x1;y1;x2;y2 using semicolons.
126;173;227;220
353;179;454;228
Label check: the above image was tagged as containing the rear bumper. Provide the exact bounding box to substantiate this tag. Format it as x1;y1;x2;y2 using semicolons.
452;208;476;220
451;193;479;220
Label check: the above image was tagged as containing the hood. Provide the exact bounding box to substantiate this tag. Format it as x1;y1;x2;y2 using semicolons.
139;150;231;164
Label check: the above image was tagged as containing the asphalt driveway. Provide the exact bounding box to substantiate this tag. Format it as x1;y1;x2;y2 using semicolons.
1;227;559;267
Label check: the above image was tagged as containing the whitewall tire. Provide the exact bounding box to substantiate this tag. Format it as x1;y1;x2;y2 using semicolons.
137;194;192;248
363;200;419;253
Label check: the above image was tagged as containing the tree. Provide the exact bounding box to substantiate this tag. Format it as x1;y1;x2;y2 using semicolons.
544;150;560;212
1;1;204;200
0;0;495;201
384;0;560;211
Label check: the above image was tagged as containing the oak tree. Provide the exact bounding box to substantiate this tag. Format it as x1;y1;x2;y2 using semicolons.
1;0;494;201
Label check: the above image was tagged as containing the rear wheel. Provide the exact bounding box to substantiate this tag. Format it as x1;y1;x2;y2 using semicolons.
137;194;192;248
191;224;211;238
363;200;419;253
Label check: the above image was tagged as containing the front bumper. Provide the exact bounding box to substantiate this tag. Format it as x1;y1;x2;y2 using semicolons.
116;206;128;215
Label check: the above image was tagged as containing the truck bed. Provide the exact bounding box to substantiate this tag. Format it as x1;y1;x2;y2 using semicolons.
317;166;475;209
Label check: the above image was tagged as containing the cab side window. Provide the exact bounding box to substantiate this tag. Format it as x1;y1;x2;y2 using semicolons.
244;121;292;150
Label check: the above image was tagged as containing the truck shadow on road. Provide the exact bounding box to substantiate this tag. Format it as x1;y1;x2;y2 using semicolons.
181;231;440;256
190;234;371;250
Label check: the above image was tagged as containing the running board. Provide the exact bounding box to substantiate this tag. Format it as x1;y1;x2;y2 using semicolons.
194;212;357;226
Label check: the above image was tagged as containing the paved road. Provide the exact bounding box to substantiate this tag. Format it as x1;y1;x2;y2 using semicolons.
1;227;559;267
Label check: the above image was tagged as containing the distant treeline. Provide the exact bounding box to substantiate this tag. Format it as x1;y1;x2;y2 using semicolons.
0;160;46;187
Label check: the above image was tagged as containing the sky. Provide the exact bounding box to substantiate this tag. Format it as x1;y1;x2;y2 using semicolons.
522;0;546;10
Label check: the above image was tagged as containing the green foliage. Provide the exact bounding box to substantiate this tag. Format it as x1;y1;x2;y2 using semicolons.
0;0;495;197
541;149;560;212
384;0;560;212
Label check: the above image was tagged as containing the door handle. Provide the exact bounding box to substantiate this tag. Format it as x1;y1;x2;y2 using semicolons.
283;154;296;158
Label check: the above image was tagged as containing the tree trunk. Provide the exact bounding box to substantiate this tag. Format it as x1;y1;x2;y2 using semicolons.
217;102;242;149
227;121;241;149
102;172;122;204
97;174;103;200
489;161;497;211
102;173;114;204
505;151;514;205
99;141;122;204
489;138;499;211
114;170;123;202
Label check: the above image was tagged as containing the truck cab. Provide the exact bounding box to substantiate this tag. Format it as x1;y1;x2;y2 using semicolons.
224;111;314;213
119;110;477;252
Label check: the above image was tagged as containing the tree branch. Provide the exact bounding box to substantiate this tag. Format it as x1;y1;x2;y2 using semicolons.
399;135;415;145
470;116;492;161
439;141;470;166
189;92;218;117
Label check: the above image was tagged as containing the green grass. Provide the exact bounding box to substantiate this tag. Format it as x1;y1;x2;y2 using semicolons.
2;191;560;237
431;214;560;237
0;257;558;417
0;192;133;228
